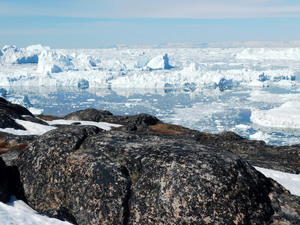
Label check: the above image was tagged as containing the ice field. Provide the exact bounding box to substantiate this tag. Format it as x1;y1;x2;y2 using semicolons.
1;44;299;146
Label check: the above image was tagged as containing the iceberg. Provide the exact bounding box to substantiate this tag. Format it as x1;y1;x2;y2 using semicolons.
146;53;172;69
0;45;299;90
251;101;300;129
0;44;49;65
37;50;74;74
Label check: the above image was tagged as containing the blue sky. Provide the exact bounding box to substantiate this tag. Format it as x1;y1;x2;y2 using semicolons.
1;0;300;48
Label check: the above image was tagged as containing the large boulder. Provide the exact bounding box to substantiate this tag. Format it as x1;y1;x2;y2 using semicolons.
15;125;300;224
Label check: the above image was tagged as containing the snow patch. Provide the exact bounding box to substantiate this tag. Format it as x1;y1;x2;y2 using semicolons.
255;167;300;196
48;119;122;131
0;119;122;136
0;197;72;225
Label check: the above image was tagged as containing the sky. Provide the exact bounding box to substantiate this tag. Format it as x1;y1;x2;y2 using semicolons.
1;0;300;48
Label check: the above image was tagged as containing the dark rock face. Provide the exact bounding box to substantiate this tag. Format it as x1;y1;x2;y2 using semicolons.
0;97;34;130
15;125;300;224
0;97;33;118
0;157;11;202
0;157;26;203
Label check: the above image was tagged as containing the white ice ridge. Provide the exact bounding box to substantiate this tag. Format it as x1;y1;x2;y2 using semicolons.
0;44;299;89
251;101;300;129
0;119;122;136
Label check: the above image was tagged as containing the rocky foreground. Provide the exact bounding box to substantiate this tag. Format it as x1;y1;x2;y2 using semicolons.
0;97;300;224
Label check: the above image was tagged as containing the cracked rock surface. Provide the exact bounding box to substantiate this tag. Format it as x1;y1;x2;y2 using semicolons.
15;125;300;224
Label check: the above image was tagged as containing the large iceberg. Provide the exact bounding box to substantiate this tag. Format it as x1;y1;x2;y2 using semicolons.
0;44;49;65
251;101;300;129
37;50;74;74
146;53;172;70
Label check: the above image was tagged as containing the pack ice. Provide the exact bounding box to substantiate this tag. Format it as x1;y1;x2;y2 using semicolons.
0;44;300;130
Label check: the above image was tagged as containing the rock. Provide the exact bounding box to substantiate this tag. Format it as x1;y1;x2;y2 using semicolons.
0;97;34;130
0;97;48;130
64;108;113;121
0;132;36;165
191;130;300;174
149;125;300;174
0;157;26;203
0;114;25;130
64;108;159;131
0;157;11;202
15;126;300;224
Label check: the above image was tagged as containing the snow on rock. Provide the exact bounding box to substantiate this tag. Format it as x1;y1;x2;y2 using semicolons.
146;53;172;69
37;50;74;74
0;198;72;225
236;48;300;60
255;167;300;196
251;101;300;128
48;119;122;131
0;119;122;136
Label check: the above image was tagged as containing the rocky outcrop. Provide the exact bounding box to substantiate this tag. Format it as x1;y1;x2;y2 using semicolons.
63;109;300;174
192;130;300;174
64;108;160;131
0;98;30;130
0;97;48;130
63;108;113;121
149;124;300;174
15;125;300;225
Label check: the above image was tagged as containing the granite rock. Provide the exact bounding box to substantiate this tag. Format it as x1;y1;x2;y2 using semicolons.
15;125;300;224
